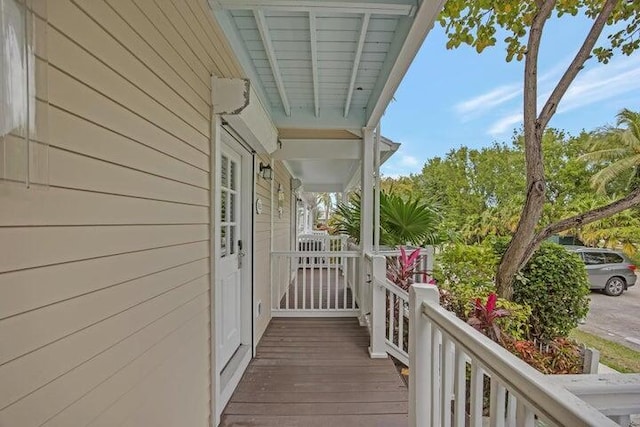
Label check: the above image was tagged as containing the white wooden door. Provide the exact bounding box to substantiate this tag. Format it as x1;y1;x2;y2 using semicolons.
218;140;244;368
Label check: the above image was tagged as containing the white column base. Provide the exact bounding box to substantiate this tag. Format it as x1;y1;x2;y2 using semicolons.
358;314;368;327
368;347;388;359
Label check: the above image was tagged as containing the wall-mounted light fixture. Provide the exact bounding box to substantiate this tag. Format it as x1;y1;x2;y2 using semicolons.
259;162;273;180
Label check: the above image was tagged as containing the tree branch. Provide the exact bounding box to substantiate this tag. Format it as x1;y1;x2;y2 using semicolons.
521;187;640;265
523;0;555;152
537;0;618;129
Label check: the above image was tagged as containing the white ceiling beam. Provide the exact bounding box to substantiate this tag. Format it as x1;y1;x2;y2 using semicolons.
309;12;319;118
273;139;362;160
270;107;365;130
254;9;291;116
344;13;370;118
216;0;414;16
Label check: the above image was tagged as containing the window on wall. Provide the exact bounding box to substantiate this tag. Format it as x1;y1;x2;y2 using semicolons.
0;0;48;188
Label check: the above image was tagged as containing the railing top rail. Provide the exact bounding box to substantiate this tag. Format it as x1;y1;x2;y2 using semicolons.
364;248;434;259
271;250;360;257
375;277;409;301
421;300;618;427
297;234;345;239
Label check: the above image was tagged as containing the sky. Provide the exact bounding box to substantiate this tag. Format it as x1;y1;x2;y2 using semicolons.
380;13;640;179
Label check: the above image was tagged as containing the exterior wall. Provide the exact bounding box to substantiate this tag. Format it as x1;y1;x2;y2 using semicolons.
253;156;293;345
0;1;242;426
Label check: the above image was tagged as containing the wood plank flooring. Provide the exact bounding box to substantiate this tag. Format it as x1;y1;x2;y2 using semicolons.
220;318;408;426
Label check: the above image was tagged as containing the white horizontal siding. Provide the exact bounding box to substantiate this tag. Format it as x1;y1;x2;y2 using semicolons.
0;1;242;427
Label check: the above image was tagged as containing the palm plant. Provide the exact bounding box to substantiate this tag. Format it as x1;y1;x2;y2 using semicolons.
318;192;332;223
580;108;640;194
331;191;443;246
379;192;442;246
331;192;361;240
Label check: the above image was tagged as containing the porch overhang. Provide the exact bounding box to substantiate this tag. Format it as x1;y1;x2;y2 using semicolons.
209;0;442;194
209;0;445;131
276;135;400;193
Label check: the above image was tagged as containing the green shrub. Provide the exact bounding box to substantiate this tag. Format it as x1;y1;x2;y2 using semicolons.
495;299;531;341
434;243;498;288
440;283;531;340
439;282;492;319
503;337;584;374
513;242;590;342
486;235;511;257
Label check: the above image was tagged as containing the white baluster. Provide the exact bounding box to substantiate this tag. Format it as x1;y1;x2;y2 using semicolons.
441;334;454;427
454;346;467;427
432;327;442;426
515;402;534;427
490;378;506;427
470;362;484;427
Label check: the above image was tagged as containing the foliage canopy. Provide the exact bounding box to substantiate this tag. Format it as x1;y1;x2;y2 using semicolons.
438;0;640;63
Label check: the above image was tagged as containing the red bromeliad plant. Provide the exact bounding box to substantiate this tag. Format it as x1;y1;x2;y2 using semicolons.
467;293;510;343
386;247;426;291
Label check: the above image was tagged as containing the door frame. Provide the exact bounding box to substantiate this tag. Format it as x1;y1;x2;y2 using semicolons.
211;116;255;424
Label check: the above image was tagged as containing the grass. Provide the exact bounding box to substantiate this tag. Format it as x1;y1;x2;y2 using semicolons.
569;329;640;373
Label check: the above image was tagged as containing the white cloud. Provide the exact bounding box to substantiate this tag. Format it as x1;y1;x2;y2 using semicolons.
487;113;523;136
486;55;640;136
381;171;403;179
454;84;522;118
400;155;420;167
557;55;640;114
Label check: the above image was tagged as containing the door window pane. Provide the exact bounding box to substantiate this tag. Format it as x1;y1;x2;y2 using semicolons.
230;159;237;190
221;226;227;257
230;226;235;255
230;192;236;222
221;190;227;222
221;155;228;188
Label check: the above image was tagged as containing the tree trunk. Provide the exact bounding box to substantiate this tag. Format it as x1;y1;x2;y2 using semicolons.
495;0;618;299
495;1;553;299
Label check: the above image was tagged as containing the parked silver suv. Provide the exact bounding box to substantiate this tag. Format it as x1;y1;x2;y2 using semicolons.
568;247;637;296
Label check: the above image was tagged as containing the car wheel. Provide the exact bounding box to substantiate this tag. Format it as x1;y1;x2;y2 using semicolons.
604;277;625;296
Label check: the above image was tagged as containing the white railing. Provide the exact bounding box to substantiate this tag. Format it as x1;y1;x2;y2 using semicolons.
271;250;360;316
364;247;435;363
379;278;409;365
408;283;626;427
297;234;347;253
550;374;640;426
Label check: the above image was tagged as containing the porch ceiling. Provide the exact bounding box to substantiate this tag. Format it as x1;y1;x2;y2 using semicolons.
210;0;443;130
276;136;400;193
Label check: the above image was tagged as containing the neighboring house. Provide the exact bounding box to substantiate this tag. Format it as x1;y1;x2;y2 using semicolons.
0;0;439;425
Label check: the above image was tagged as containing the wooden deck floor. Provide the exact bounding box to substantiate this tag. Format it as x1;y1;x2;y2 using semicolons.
220;318;408;426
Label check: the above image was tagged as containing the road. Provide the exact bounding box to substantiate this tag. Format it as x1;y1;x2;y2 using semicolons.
579;281;640;352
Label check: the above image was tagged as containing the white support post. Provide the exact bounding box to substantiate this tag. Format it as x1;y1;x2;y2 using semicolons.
360;127;374;253
369;255;388;358
374;123;381;253
359;128;375;326
409;283;440;427
358;256;370;326
425;245;434;280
